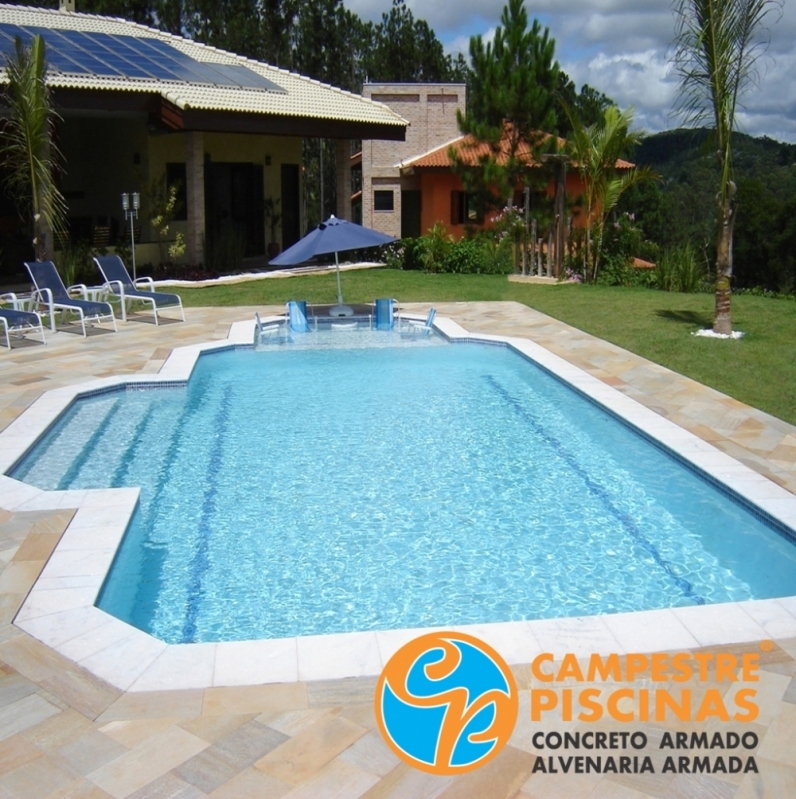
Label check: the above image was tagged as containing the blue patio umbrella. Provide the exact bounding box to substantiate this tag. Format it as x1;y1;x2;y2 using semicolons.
269;215;395;316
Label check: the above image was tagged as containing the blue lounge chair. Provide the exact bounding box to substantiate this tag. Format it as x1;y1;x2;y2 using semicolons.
25;261;117;336
94;255;184;324
400;307;436;337
0;294;46;348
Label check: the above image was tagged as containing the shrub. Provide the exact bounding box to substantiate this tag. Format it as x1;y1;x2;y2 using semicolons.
656;244;709;293
380;241;405;270
55;240;98;286
596;213;659;285
441;237;483;273
401;237;425;271
419;222;453;273
596;254;645;287
479;235;514;274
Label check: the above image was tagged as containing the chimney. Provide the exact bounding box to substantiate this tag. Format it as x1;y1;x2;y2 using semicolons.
59;0;75;12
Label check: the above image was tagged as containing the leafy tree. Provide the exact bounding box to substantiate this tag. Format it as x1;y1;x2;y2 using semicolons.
454;0;560;209
556;76;614;135
364;0;468;84
565;105;656;280
69;0;156;25
672;0;782;334
1;35;67;261
771;194;796;293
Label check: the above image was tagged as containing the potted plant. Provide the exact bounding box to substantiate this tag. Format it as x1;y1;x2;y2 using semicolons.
263;197;282;259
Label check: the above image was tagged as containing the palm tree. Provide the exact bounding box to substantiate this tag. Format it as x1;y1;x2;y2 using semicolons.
1;34;67;261
672;0;781;334
565;105;655;281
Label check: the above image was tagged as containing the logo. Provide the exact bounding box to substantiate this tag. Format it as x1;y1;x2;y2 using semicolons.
375;631;518;775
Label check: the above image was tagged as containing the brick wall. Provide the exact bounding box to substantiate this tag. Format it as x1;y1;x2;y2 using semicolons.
361;84;465;236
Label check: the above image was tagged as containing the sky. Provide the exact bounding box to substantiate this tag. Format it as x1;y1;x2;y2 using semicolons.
347;0;796;144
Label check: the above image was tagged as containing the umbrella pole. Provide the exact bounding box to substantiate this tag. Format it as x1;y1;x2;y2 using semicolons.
335;251;343;305
329;250;353;317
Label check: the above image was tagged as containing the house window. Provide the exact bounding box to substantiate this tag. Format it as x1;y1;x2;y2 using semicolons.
451;191;482;225
374;190;394;211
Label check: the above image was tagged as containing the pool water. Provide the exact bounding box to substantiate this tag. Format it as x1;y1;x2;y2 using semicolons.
13;338;796;643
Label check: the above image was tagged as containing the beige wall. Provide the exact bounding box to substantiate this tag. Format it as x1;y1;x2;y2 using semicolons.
361;84;465;236
148;131;302;257
59;116;302;264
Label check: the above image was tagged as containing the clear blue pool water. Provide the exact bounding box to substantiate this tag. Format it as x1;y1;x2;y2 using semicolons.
12;334;796;643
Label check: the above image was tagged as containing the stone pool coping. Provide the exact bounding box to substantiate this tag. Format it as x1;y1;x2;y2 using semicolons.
2;312;796;692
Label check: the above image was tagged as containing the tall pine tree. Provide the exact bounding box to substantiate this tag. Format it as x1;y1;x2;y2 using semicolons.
454;0;560;209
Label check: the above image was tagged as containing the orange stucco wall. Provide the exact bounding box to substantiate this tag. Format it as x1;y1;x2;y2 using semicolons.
417;169;591;241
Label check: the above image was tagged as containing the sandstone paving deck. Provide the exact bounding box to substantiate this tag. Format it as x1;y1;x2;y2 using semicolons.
1;301;795;798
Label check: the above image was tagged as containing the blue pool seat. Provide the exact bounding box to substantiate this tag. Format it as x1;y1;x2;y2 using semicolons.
375;298;397;330
287;300;309;332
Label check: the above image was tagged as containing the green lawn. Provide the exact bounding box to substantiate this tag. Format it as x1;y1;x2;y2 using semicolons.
179;270;796;426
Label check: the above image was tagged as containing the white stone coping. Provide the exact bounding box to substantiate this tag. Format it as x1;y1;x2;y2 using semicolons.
3;313;796;692
155;261;386;288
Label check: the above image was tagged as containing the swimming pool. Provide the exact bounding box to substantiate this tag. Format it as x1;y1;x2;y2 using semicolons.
11;330;796;645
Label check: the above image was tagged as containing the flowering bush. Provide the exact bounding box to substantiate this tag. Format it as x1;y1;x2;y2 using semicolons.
490;205;527;246
147;173;185;264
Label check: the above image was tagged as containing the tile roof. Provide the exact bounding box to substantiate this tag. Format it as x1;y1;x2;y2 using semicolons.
0;4;407;128
401;128;634;170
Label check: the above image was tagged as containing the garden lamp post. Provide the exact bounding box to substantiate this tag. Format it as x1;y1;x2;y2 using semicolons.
121;192;140;281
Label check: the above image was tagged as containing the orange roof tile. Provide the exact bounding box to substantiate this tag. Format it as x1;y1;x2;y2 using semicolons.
402;127;633;170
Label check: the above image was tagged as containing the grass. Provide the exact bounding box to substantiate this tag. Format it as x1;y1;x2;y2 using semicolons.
179;269;796;426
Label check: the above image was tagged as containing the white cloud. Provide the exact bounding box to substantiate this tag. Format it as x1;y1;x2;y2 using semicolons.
565;51;677;119
344;0;796;141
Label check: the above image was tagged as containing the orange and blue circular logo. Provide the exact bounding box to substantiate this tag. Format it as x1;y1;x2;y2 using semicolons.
375;631;519;775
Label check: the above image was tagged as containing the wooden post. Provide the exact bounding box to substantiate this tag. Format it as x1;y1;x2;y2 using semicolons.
522;187;530;276
530;218;537;277
537;237;544;277
547;228;553;277
541;153;569;279
555;160;566;278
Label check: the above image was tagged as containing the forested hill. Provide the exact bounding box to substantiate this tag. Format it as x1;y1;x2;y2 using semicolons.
635;129;796;192
624;129;796;292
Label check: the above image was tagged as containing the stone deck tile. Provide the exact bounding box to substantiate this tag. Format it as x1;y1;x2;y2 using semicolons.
0;734;43;775
172;721;288;794
86;726;210;799
254;715;368;786
1;301;796;798
206;766;291;799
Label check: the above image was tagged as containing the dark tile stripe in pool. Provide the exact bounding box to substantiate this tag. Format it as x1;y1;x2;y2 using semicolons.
455;335;796;549
483;372;706;606
182;382;234;641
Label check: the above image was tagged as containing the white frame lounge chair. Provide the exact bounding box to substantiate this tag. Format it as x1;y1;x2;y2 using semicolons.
24;261;117;337
400;307;436;337
94;255;184;324
0;293;46;348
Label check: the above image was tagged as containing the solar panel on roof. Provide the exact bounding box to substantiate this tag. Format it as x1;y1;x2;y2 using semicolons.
0;23;285;93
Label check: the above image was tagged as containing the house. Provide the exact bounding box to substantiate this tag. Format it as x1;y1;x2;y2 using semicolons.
354;83;632;248
0;2;406;275
351;82;466;239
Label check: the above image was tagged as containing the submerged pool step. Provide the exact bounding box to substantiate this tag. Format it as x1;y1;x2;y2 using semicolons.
55;397;155;490
12;396;125;490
